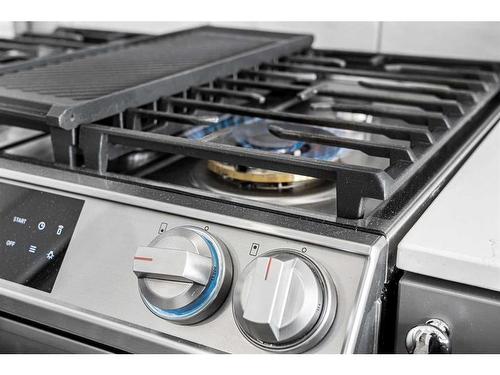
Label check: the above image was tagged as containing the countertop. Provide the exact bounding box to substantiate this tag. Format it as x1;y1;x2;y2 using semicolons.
397;123;500;292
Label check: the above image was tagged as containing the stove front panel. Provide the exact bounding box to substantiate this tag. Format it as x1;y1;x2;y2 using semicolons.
396;273;500;354
0;173;386;353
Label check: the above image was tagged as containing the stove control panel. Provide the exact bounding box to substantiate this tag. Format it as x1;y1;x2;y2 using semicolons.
133;226;233;324
0;177;382;353
0;182;83;292
233;250;336;353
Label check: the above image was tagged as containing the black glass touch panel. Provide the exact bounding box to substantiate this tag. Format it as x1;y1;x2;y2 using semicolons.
0;182;84;292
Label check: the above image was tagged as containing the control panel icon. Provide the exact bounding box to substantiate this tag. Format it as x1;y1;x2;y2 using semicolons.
249;243;260;256
28;245;37;254
56;225;64;236
46;251;55;260
13;216;27;225
37;221;46;230
158;222;167;234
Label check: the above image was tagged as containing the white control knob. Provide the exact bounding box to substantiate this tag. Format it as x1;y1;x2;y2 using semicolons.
133;226;232;324
233;250;337;352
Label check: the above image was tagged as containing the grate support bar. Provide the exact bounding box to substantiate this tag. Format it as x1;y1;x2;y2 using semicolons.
167;97;434;145
80;123;393;219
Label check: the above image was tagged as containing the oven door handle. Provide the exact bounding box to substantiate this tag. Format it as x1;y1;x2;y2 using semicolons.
405;319;451;354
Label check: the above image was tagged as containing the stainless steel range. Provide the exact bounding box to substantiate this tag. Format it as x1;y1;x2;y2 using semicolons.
0;25;498;354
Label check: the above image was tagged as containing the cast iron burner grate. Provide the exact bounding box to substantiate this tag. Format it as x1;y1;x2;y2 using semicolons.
79;50;500;218
1;28;500;221
0;27;144;68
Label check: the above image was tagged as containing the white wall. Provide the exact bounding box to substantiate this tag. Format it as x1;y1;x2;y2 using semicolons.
0;22;15;37
29;21;381;51
4;21;500;61
380;22;500;61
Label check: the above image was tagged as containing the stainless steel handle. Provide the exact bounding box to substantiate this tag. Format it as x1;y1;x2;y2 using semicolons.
405;319;451;354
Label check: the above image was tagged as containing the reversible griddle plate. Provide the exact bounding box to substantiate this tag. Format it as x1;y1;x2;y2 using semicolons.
0;26;312;129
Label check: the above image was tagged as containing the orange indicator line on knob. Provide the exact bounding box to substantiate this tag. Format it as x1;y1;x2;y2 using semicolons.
134;256;153;261
264;257;272;280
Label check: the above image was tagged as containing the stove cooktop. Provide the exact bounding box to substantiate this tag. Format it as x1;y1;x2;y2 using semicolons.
1;28;499;237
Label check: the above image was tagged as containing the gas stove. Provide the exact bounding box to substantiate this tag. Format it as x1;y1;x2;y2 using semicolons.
0;25;499;354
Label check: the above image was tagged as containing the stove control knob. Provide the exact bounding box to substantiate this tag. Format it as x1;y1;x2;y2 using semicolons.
233;250;336;352
133;226;232;324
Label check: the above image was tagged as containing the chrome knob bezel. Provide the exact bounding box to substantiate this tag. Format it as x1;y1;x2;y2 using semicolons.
232;250;337;353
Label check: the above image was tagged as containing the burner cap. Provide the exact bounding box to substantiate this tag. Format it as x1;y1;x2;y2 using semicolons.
232;122;304;153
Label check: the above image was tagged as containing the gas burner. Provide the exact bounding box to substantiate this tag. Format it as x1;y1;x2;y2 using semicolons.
186;113;371;190
206;161;317;190
181;115;257;140
184;116;366;190
189;160;335;208
231;121;306;154
206;119;340;189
